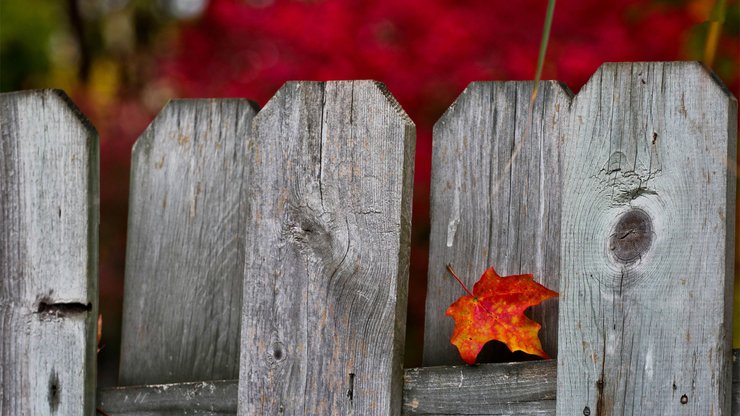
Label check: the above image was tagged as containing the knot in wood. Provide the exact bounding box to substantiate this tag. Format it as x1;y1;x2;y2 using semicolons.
284;205;335;258
267;341;286;365
609;209;652;263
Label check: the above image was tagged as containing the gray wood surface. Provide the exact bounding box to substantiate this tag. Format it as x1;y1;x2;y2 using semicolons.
97;360;556;416
97;380;237;415
557;62;737;415
96;348;740;415
403;360;556;415
119;99;258;385
0;90;98;415
238;81;415;415
424;81;571;366
734;350;740;416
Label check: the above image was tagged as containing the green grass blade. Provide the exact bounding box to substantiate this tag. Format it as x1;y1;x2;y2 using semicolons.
494;0;557;196
532;0;556;101
703;0;727;68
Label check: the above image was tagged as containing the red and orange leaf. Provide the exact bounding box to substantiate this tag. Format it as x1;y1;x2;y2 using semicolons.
446;266;558;365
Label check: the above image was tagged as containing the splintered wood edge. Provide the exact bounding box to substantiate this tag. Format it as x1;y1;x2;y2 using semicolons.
96;351;740;414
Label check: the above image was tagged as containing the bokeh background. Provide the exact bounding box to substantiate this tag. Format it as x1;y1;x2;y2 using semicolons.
1;0;738;386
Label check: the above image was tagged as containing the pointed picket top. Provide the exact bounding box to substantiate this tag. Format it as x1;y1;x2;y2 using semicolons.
238;80;414;415
1;89;99;415
120;98;259;385
558;61;737;415
424;80;571;366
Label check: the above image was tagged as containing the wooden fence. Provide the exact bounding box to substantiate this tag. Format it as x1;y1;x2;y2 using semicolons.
1;61;737;415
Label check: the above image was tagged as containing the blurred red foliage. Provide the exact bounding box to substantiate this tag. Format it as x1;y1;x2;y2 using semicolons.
162;0;733;120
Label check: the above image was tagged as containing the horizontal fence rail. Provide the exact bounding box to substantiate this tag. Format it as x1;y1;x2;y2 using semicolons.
97;351;740;415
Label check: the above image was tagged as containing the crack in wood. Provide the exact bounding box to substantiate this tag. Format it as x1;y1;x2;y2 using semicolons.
37;301;92;318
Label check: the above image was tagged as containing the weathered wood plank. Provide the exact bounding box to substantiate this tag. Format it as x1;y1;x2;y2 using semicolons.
96;348;740;415
97;362;555;416
238;81;415;415
403;360;556;415
558;62;737;415
0;90;98;415
119;99;258;385
424;81;571;366
97;380;237;416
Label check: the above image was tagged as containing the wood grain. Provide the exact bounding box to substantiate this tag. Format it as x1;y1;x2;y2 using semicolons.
238;81;415;415
0;90;98;415
403;360;556;415
97;349;740;414
424;81;571;366
97;360;556;416
97;380;237;416
120;99;258;385
557;62;737;415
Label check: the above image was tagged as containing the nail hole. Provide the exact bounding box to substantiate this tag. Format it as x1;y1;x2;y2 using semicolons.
680;394;688;405
583;406;591;416
268;341;286;364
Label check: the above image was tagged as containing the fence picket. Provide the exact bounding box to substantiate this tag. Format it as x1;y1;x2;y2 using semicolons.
119;99;258;385
557;62;737;415
238;81;415;415
1;62;735;416
0;90;98;415
423;81;571;365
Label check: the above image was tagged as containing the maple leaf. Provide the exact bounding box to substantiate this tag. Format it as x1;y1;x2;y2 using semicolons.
446;264;558;365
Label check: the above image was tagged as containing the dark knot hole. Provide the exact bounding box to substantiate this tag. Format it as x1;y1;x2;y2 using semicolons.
609;209;653;263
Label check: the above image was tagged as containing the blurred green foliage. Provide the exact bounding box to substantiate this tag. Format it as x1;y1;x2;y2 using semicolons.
0;0;63;90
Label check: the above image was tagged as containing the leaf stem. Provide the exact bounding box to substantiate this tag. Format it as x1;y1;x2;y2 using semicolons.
446;264;475;298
